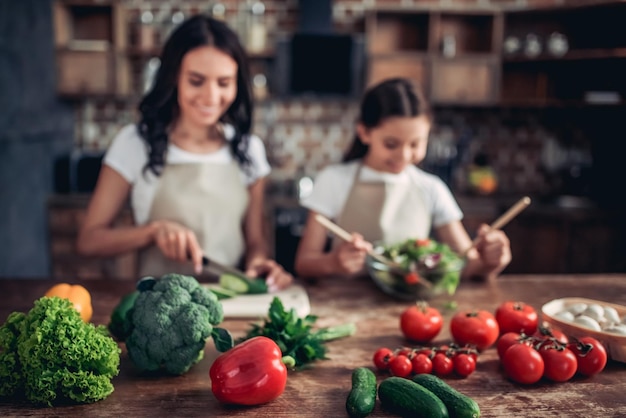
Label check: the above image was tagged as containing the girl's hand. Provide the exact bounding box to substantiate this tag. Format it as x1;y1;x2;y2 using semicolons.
246;259;294;292
333;233;373;276
151;220;204;272
474;224;511;272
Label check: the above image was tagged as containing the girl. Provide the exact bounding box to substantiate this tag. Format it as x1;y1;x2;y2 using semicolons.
77;15;292;291
295;78;510;280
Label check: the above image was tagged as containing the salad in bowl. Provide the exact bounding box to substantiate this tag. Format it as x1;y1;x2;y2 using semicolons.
366;238;465;300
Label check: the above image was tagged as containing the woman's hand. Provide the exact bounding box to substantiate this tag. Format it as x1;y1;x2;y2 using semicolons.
474;224;511;273
150;220;204;273
245;259;293;292
332;233;372;276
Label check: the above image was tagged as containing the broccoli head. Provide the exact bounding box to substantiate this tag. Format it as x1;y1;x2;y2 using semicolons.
124;273;227;375
0;296;121;406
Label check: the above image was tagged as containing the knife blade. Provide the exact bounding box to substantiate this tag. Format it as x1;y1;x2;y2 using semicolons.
201;256;250;280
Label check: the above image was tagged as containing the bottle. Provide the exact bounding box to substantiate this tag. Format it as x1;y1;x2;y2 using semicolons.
138;7;155;52
247;1;267;53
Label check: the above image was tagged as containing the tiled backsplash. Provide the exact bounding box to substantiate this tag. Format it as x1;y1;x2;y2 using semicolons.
69;0;598;197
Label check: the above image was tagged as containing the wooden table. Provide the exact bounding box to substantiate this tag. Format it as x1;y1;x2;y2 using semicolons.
1;275;625;417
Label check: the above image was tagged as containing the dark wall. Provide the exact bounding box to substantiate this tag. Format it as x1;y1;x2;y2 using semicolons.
0;1;74;277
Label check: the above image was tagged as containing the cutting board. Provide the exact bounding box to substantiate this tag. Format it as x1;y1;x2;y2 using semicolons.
205;284;311;318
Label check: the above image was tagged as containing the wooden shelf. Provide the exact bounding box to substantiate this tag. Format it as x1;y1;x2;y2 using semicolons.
504;48;626;62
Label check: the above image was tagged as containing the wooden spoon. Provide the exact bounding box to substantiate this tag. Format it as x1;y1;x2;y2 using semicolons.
313;214;434;287
314;214;396;266
461;196;531;257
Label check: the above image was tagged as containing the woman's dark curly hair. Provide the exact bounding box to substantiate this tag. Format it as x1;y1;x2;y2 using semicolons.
343;78;432;162
138;14;253;176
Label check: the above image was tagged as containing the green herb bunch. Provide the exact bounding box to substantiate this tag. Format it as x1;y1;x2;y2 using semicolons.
238;297;355;368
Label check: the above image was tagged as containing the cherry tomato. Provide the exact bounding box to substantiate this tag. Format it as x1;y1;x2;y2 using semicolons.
400;303;443;343
411;353;433;375
534;326;568;345
568;337;608;376
495;301;539;335
453;353;476;378
502;343;544;384
539;345;578;382
404;272;420;285
373;347;394;370
389;354;413;378
450;310;500;351
416;239;431;246
432;353;454;376
497;332;522;359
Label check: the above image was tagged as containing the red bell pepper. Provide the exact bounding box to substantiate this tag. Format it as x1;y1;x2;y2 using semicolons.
210;336;290;405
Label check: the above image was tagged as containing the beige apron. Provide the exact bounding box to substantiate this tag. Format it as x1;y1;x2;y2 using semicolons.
138;160;249;278
335;164;431;248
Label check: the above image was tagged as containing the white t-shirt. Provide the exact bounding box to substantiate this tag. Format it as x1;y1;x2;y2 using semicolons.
104;123;271;225
300;160;463;229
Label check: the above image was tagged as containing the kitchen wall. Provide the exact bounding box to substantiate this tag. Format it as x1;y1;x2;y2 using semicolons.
1;0;624;277
0;1;74;277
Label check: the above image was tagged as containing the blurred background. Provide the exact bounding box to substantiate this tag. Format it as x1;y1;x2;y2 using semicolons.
1;0;625;279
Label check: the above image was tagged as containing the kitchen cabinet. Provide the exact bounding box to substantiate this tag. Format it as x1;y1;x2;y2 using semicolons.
503;205;625;274
365;9;502;105
53;0;130;97
47;195;137;279
501;1;626;106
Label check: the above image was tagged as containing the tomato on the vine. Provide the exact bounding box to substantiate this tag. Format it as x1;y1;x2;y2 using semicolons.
450;310;500;351
411;353;433;375
495;301;538;335
539;345;578;382
373;347;394;370
497;332;522;359
568;337;607;376
432;353;454;376
534;326;568;345
389;354;413;378
502;343;544;384
453;353;476;378
400;302;443;343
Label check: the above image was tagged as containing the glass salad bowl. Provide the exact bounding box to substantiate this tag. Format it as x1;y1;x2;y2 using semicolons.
366;238;465;300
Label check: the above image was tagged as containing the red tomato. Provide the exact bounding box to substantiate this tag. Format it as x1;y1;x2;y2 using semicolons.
495;301;539;335
400;303;443;343
411;353;433;375
497;332;522;359
453;353;476;378
534;326;568;345
450;310;500;351
502;343;544;384
389;355;413;378
432;353;454;376
373;347;394;370
539;345;578;382
568;337;608;376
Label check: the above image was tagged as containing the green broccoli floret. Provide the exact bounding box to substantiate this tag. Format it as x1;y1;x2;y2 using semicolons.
124;273;230;375
0;296;120;406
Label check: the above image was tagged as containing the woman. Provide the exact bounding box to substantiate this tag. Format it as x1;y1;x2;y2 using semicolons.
77;15;292;291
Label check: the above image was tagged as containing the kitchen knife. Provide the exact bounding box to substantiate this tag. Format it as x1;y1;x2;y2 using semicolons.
201;255;251;280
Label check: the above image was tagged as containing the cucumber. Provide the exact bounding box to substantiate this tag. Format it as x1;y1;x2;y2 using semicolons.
378;376;449;418
346;367;377;418
412;374;480;418
218;273;268;294
204;285;238;300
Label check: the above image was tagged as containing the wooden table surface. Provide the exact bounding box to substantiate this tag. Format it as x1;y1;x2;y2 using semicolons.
1;274;625;417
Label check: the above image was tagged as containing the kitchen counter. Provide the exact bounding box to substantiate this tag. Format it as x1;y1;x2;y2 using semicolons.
1;274;625;417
